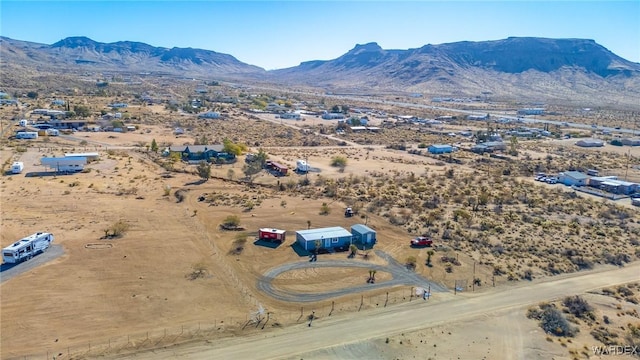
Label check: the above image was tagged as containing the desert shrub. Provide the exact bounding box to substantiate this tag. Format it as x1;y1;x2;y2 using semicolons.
540;307;578;337
590;326;619;345
103;220;130;239
602;252;631;266
220;215;241;230
570;256;594;270
174;189;187;203
330;156;347;168
562;296;594;320
229;234;248;255
186;262;208;280
405;256;417;270
319;202;330;215
617;286;634;297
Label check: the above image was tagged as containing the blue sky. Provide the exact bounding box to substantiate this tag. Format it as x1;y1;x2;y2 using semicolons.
2;1;639;70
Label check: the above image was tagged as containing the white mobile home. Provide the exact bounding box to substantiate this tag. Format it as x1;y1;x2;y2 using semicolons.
41;156;87;173
16;132;38;139
11;162;24;174
2;232;54;263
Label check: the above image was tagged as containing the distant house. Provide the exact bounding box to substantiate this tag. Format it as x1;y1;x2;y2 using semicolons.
428;144;454;154
279;112;301;120
109;103;128;108
576;139;604;147
558;171;589;187
621;138;640;146
590;176;639;195
517;108;544;115
471;141;506;154
321;112;345;120
467;114;490;121
168;144;235;162
51;99;65;106
197;111;221;119
295;227;353;252
350;224;376;248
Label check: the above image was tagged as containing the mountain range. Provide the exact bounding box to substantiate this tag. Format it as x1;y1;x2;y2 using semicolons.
1;36;639;106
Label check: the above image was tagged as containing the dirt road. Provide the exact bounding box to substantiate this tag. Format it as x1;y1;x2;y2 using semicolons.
100;261;640;360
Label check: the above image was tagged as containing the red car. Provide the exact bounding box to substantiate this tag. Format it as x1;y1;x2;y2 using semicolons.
411;236;433;247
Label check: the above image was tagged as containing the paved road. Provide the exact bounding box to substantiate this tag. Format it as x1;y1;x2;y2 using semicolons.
100;261;640;360
257;250;446;302
0;244;64;283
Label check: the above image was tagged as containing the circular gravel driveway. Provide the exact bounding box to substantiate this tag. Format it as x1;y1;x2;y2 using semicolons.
257;250;447;302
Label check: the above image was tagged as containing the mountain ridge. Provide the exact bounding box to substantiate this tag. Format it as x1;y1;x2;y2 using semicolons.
1;36;638;106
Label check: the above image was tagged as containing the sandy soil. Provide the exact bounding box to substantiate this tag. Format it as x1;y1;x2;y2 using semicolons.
1;119;639;360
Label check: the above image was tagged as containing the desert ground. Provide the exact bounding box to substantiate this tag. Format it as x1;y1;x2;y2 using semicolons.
1;89;639;360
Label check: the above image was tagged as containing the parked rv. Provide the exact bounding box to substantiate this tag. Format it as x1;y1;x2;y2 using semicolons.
15;131;38;139
11;162;24;174
2;232;54;263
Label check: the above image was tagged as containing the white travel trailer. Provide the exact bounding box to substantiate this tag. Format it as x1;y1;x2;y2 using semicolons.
11;161;24;174
16;131;38;139
2;232;54;263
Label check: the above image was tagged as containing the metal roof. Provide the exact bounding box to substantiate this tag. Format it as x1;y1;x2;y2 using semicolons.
562;171;589;180
169;145;224;153
296;227;352;241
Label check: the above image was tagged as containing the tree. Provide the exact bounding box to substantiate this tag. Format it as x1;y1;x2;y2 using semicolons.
26;91;38;99
509;136;519;156
227;168;235;180
73;105;91;118
222;138;246;156
150;138;159;152
254;149;268;167
426;250;435;267
242;162;262;183
196;161;211;181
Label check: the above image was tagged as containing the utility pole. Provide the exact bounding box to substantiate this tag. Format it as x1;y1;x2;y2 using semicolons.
625;148;631;181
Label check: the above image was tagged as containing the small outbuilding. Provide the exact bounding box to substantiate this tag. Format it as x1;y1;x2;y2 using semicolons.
350;224;376;248
296;227;353;252
558;171;589;187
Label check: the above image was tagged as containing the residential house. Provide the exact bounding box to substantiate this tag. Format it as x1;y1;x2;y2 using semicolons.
295;227;353;252
197;111;221;119
168;144;235;162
